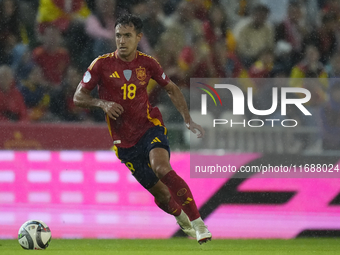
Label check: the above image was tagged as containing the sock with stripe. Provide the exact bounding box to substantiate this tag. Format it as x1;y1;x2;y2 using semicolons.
160;170;200;221
154;196;181;216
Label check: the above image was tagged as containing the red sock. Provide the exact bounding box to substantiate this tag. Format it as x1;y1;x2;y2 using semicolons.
154;196;181;216
161;170;200;221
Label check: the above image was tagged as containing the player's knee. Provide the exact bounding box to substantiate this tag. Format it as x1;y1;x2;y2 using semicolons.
149;180;171;203
152;163;172;179
157;192;171;204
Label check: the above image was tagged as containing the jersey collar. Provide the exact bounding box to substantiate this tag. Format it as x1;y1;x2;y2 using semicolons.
115;50;139;63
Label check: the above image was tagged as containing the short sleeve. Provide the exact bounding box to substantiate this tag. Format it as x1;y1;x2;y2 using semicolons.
80;57;101;90
149;57;170;87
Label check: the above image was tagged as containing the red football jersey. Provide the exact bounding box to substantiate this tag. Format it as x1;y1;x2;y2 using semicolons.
81;50;171;148
32;46;70;85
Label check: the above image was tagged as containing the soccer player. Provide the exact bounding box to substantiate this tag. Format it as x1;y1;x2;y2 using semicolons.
73;14;212;244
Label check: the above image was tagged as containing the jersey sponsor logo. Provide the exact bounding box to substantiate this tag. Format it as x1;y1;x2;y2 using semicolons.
162;72;166;80
136;67;146;81
151;137;161;144
110;71;120;78
123;70;132;81
83;71;91;83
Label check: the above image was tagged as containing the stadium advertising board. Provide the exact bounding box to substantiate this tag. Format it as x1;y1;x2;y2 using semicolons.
1;151;340;239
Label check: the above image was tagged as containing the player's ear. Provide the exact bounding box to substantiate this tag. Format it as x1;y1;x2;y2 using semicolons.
137;32;143;42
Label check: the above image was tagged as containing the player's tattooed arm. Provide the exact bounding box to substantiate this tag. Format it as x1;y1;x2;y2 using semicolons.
164;81;205;138
73;83;124;120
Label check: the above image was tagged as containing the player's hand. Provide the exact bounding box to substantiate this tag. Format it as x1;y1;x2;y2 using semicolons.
186;121;205;138
102;101;124;120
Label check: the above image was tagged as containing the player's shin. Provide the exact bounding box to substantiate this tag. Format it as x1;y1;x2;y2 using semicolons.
154;196;181;216
160;170;200;221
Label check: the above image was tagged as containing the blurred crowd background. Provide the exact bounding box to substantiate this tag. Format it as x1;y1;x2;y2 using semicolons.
1;0;340;151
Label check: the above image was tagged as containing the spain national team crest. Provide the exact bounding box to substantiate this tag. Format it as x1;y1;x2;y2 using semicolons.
136;67;146;84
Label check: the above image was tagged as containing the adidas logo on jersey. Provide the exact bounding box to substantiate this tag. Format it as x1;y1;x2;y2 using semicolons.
151;137;161;144
110;71;120;78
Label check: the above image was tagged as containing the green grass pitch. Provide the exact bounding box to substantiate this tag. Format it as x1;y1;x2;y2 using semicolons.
1;238;340;255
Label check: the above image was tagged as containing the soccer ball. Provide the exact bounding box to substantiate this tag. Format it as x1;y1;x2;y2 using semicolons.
18;220;52;250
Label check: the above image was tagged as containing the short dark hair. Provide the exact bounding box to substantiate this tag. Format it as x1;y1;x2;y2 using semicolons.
115;14;143;34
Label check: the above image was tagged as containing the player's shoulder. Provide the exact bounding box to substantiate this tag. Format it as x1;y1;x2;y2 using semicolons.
137;51;161;66
88;52;115;70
